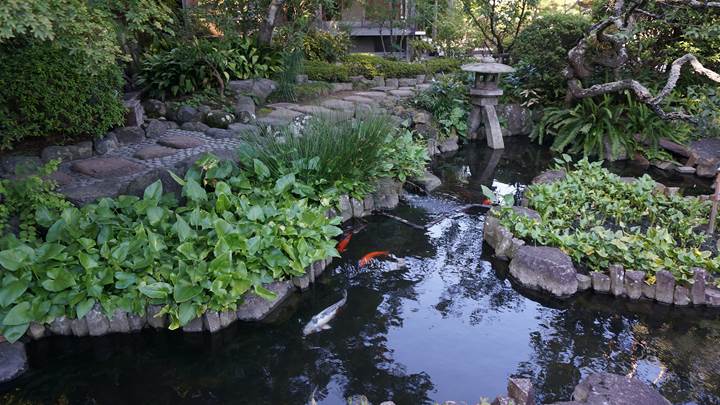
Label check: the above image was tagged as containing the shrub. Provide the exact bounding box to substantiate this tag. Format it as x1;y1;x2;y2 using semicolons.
344;54;462;79
410;75;471;138
532;92;691;159
305;60;350;82
508;12;591;104
303;29;351;63
0;42;125;149
138;37;281;100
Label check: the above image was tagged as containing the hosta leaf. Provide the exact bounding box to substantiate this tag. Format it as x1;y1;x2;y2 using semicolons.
3;302;32;325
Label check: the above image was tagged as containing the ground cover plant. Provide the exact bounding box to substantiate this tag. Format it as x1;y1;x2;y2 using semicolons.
0;115;429;343
497;158;719;284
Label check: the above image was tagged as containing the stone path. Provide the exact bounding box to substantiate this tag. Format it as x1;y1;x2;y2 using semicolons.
2;80;450;206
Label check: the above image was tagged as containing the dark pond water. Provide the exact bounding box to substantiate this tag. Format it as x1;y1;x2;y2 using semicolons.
2;138;719;405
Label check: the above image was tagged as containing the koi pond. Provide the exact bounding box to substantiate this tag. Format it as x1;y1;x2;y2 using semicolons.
1;138;719;404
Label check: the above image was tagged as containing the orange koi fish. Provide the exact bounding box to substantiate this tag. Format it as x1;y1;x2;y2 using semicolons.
482;198;493;206
358;251;390;268
337;233;353;253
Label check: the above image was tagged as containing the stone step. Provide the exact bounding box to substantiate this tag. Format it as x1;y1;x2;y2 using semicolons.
71;157;145;179
134;145;178;160
157;135;205;149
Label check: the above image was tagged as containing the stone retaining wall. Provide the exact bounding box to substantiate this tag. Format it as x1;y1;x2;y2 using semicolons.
484;204;720;309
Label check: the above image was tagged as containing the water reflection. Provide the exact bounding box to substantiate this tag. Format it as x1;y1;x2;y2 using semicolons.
2;139;719;405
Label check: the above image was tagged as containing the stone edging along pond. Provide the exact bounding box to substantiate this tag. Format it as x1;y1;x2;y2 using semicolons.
13;178;404;342
483;174;720;309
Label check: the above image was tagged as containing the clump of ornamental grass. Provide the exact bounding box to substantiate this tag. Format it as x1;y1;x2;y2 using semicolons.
237;114;426;198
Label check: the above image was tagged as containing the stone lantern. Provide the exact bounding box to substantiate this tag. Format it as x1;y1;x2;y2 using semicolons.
462;58;515;149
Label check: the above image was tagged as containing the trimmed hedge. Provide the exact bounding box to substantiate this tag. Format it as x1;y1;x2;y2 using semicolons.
305;55;462;82
0;42;125;150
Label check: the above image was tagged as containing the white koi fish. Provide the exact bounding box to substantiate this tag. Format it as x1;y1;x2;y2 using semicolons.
303;290;348;336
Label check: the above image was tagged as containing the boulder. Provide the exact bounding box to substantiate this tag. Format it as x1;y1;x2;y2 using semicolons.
108;310;131;333
412;111;431;125
410;171;442;192
205;128;235;139
86;304;110;336
204;110;235;129
691;268;706;305
655;270;675;304
176;105;203;124
674;285;691;306
591;272;610;293
180;121;210;133
41;142;94;163
509;246;578;297
113;126;146;145
27;322;46;339
372;177;402;210
228;122;261;135
576;274;592;291
0;342;27;383
49;316;72;335
234;95;256;123
128;314;145;331
70;318;89;336
570;373;670;405
531;170;566;185
338;194;353;222
642;282;656;300
609;265;625;296
497;104;533;136
689;138;720;177
203;311;222;333
70;157;145;179
350;197;365;218
219;310;237;328
385;78;399;88
94;133;119;155
0;155;42;174
236;281;294;321
438;136;459;153
142;99;167;118
123;97;145;127
508;378;535;405
624;270;645;299
228;79;278;104
145;119;178;138
146;305;168;328
183;317;204;333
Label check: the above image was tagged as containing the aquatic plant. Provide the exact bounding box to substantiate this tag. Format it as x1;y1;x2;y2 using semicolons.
498;158;718;281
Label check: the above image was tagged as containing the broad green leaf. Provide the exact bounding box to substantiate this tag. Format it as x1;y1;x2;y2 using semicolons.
0;247;32;271
2;323;29;343
173;282;203;303
247;206;265;221
143;180;163;202
253;159;270;179
184;179;207;202
173;215;193;242
274;173;296;194
253;285;277;301
76;298;95;319
0;280;28;307
147;207;164;226
177;302;197;326
3;302;32;325
78;252;98;270
138;282;172;299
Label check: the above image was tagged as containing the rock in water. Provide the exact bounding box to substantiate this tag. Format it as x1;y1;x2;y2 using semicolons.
509;246;578;297
569;373;671;405
0;342;27;383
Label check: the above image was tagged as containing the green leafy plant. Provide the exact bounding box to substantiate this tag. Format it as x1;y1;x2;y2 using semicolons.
410;75;470;138
303;29;350;63
0;41;125;149
0;155;342;342
498;159;718;282
138;37;280;100
532;91;691;159
0;160;71;244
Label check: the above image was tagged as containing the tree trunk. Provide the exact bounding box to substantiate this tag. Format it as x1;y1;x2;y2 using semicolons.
258;0;285;45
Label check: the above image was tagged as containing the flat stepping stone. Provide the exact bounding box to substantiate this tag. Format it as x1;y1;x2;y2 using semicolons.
676;166;696;174
370;86;396;92
158;135;205;149
353;91;388;100
389;89;415;97
343;95;375;104
71;157;145;179
256;116;291;128
287;105;335;116
266;108;303;120
134;145;178;160
416;84;432;91
266;102;299;109
321;99;355;111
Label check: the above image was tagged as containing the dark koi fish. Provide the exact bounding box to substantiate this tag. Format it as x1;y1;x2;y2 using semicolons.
358;251;390;268
337;233;353;253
